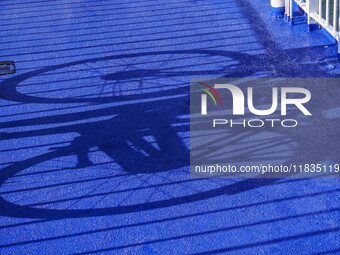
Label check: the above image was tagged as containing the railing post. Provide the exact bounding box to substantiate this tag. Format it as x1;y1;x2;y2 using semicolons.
333;0;338;31
290;0;293;17
271;0;286;17
307;0;311;24
326;0;330;25
319;0;323;20
285;0;289;20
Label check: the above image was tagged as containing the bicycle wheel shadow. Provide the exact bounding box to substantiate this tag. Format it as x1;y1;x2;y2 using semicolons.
0;92;280;219
0;77;280;219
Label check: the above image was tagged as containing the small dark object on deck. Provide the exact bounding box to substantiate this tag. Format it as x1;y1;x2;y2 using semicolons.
0;61;16;75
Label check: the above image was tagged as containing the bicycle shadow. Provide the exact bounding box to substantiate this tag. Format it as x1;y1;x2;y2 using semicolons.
0;47;338;219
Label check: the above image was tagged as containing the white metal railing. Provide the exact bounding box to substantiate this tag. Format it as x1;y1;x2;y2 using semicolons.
287;0;340;41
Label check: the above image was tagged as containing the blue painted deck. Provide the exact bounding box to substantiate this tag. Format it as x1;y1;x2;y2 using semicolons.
0;0;339;254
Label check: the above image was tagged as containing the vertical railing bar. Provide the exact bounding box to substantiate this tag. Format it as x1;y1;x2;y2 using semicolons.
290;0;293;18
334;0;338;31
319;0;323;20
307;0;310;24
285;0;290;16
326;0;330;25
338;0;340;36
